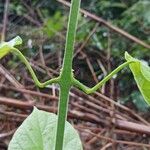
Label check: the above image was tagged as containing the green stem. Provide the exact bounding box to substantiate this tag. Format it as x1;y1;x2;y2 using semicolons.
61;0;81;74
55;85;70;150
73;61;134;94
55;0;81;150
12;48;59;87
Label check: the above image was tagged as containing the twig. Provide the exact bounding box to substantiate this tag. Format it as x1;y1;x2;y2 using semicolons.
101;143;112;150
78;128;150;148
0;84;58;101
86;55;99;83
95;92;150;126
0;64;34;102
74;23;99;57
1;0;9;41
1;95;150;135
0;129;15;139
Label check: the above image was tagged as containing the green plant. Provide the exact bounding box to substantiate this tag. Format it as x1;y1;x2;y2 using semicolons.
43;11;65;38
0;0;150;150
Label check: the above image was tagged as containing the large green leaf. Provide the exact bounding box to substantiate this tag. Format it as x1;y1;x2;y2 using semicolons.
0;36;22;59
125;52;150;105
8;107;82;150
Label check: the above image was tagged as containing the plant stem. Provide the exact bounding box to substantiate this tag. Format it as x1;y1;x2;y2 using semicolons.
55;85;70;150
73;61;134;94
55;0;81;150
61;0;81;74
12;48;59;87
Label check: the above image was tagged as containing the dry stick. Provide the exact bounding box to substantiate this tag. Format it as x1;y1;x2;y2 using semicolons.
0;110;27;119
57;0;150;49
0;64;34;102
21;0;36;17
79;51;99;84
97;59;107;94
30;61;47;74
0;76;6;91
95;92;150;126
1;0;9;42
70;91;128;121
73;91;149;135
101;143;113;150
2;110;137;138
0;129;15;139
71;102;110;126
74;23;99;57
23;14;41;27
0;96;56;112
1;83;129;123
21;0;43;27
97;60;107;76
106;32;116;150
85;55;99;83
72;87;150;125
1;96;150;136
77;125;138;136
72;102;110;121
0;96;104;124
72;98;127;122
1;96;150;135
38;44;57;97
86;129;106;146
39;45;46;66
0;84;58;101
73;99;150;135
77;128;150;148
114;119;150;135
71;90;138;120
39;45;57;97
30;61;56;77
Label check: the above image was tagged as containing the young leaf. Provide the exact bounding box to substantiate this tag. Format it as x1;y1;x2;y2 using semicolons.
8;107;83;150
0;36;22;59
125;52;150;105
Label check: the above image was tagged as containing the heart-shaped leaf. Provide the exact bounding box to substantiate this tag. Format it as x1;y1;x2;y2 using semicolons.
0;36;22;59
125;52;150;104
8;107;83;150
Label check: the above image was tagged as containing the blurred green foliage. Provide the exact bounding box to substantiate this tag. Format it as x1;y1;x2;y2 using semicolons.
43;11;65;38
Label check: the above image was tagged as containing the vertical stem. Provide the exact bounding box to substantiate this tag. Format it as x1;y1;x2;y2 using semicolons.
61;0;81;74
55;0;81;150
55;85;70;150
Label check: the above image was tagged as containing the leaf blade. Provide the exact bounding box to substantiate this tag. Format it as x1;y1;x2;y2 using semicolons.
125;52;150;105
8;107;82;150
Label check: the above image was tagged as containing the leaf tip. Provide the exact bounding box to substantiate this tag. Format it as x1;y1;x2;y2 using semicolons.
8;36;22;47
15;36;22;45
33;106;38;112
125;51;131;61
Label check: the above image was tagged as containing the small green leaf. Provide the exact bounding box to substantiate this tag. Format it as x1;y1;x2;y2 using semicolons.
0;36;22;58
8;107;83;150
125;52;150;104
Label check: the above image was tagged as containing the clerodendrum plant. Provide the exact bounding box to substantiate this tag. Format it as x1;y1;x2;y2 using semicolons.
0;0;150;150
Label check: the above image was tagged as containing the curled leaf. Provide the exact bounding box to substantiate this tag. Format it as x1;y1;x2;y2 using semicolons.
0;36;22;58
125;52;150;105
